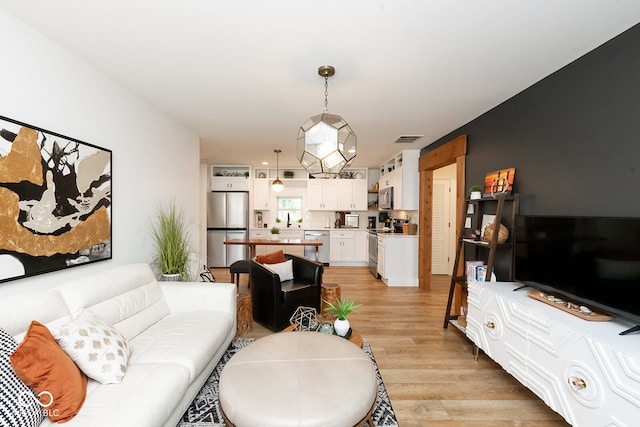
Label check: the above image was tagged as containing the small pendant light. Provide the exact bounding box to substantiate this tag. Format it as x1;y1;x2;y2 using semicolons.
272;149;284;192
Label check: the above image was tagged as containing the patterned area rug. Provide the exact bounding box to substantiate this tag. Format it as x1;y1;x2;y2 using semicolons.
178;337;399;427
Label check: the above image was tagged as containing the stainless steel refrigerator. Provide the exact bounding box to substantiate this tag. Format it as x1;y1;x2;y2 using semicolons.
206;191;249;267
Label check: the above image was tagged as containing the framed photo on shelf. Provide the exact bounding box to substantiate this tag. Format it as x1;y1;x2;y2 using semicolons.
483;167;515;197
481;214;496;236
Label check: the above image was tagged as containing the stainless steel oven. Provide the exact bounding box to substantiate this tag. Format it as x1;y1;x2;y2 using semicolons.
367;230;379;278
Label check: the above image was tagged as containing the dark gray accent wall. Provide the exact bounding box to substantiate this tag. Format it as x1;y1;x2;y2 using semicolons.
422;24;640;217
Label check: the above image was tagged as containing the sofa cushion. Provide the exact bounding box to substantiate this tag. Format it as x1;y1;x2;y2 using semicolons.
61;363;190;427
56;264;171;341
53;310;130;384
10;321;87;423
0;289;71;339
0;327;45;427
127;310;234;382
266;259;294;281
256;250;286;264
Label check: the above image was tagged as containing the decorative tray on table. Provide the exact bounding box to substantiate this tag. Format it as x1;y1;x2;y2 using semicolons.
336;328;352;340
527;290;613;321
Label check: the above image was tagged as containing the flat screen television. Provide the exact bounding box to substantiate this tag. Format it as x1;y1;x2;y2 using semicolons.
514;215;640;335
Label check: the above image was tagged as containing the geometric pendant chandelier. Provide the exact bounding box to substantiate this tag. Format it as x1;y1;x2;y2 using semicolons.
297;65;357;177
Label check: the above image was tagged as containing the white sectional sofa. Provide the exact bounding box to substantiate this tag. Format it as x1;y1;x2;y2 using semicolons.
0;263;237;427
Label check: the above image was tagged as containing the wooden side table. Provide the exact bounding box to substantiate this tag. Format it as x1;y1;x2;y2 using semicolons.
236;294;252;336
321;283;341;314
282;324;362;348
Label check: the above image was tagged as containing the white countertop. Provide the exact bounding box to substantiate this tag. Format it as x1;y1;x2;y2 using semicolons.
250;227;369;231
375;232;418;238
250;226;418;235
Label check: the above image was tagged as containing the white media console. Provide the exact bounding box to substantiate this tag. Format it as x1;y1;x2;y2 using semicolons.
466;281;640;426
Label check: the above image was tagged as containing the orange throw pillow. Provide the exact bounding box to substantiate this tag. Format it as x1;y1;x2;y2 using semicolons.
256;249;287;264
10;320;87;423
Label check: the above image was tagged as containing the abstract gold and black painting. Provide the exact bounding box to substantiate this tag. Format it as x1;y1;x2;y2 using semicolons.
0;116;111;283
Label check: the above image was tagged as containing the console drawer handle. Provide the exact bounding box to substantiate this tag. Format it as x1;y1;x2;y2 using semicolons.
485;321;495;329
569;377;587;390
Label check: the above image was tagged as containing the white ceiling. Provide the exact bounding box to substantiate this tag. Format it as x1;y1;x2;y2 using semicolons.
2;1;640;170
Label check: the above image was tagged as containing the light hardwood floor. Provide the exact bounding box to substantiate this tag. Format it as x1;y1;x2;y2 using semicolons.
212;265;570;427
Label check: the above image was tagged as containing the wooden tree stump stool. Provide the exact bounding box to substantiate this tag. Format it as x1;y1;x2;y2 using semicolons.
236;294;252;336
321;283;341;317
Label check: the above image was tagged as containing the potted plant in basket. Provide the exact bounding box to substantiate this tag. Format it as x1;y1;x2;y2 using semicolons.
323;297;362;337
150;200;192;281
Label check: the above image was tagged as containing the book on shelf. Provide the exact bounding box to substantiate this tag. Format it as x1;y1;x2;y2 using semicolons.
466;261;497;282
466;261;484;282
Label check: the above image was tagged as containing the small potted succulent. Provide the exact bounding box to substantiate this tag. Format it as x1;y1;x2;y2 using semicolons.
270;226;280;240
469;185;483;200
323;297;362;337
297;218;303;228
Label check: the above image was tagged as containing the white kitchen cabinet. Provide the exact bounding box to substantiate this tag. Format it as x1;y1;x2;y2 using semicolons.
466;281;640;426
379;168;397;192
307;179;338;211
211;176;250;191
211;165;250;191
330;229;368;264
252;179;271;210
330;230;356;262
337;179;367;210
376;234;418;286
378;150;419;210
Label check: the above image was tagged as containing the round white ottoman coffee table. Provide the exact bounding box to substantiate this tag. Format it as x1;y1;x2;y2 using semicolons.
219;331;377;427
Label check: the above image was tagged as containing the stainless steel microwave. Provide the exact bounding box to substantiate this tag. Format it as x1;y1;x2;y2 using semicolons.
379;187;394;209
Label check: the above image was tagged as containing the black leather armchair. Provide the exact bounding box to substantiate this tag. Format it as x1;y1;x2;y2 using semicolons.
249;254;323;331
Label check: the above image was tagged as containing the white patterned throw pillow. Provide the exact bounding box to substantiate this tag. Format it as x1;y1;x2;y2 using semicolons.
0;327;45;427
53;310;130;384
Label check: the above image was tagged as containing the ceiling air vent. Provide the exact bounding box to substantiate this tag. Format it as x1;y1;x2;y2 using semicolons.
394;135;423;144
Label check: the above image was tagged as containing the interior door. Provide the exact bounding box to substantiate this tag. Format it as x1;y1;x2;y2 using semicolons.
432;179;454;274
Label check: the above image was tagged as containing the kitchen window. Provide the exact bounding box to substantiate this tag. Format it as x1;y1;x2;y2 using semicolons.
277;197;302;225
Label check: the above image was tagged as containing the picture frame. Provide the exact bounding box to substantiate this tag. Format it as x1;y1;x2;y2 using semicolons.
483;167;515;197
0;115;112;283
480;214;496;238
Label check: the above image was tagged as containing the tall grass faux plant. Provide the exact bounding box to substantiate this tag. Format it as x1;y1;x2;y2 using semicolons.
151;200;192;280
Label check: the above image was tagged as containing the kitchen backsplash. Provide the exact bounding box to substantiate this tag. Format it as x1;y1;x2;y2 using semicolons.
254;210;418;230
